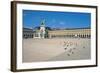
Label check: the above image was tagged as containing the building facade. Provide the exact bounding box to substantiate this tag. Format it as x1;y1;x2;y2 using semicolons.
23;28;91;39
23;28;34;39
48;28;91;38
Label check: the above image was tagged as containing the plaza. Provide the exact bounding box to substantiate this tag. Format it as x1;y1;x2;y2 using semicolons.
22;38;91;63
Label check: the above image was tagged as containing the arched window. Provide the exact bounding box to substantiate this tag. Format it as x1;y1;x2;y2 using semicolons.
87;35;88;38
85;35;86;38
79;35;80;38
31;34;33;38
83;35;84;38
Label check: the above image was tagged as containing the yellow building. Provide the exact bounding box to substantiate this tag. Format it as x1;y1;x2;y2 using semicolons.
48;28;91;38
23;28;91;39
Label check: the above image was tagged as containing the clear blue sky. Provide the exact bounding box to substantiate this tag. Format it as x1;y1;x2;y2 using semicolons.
23;10;91;29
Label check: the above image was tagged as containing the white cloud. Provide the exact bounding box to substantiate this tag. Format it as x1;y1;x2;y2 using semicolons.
59;21;65;25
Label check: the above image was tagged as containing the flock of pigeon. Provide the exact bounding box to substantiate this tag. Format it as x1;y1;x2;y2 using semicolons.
62;41;78;56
